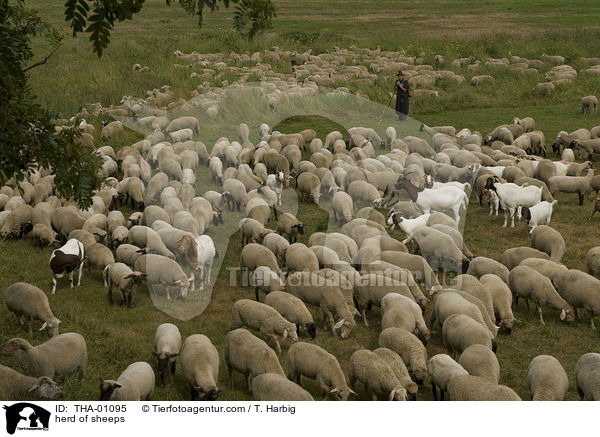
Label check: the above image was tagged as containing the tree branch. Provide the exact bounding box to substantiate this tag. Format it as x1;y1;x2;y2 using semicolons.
22;44;61;72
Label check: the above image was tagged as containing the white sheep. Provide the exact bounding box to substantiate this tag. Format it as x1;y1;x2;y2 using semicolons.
381;293;430;344
99;362;155;401
428;354;468;401
447;375;521;400
378;327;428;384
103;262;145;308
480;273;519;334
348;349;407;401
575;353;600;400
153;323;181;387
168;128;193;142
287;342;355;400
0;365;63;401
101;120;123;139
251;266;284;301
251;373;314;401
264;291;315;339
180;334;220;400
331;191;353;224
5;282;61;337
442;313;496;357
134;254;189;300
530;225;565;262
553;269;600;329
527;355;569;400
458;344;500;384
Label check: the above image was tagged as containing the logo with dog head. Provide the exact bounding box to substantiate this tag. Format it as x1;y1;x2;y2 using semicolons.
3;403;51;435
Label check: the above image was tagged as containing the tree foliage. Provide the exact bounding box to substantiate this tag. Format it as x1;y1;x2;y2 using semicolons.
65;0;276;56
0;0;102;208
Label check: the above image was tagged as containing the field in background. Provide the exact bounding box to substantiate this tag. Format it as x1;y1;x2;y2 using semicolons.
1;0;600;401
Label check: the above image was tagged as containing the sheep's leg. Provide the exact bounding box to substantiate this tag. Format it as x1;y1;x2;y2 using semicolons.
588;310;596;329
227;364;234;389
578;192;584;206
537;306;545;325
108;283;114;305
440;390;445;401
27;316;33;334
127;290;133;308
171;360;176;375
525;298;530;313
361;309;369;327
431;383;438;401
510;209;516;228
453;207;460;224
270;335;281;354
255;287;260;301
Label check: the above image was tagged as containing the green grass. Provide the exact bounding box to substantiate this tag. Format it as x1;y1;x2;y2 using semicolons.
3;0;600;401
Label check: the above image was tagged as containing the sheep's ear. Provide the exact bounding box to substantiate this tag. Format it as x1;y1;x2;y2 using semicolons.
39;322;47;331
114;383;122;389
282;329;288;339
124;273;135;280
514;318;522;324
329;387;340;394
151;351;159;357
333;319;345;330
560;308;566;320
28;382;40;392
389;389;397;401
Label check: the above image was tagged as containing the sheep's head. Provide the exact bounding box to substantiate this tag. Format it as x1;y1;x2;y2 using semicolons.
328;386;357;401
99;377;121;401
389;387;408;401
292;223;304;235
561;306;574;323
152;351;179;386
42;319;61;337
305;323;317;339
31;376;63;400
0;337;31;355
194;387;220;401
334;318;355;339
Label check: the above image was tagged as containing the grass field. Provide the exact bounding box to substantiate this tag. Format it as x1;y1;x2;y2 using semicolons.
2;0;600;401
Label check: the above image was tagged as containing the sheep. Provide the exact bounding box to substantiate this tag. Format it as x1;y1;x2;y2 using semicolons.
239;217;271;246
104;262;145;308
530;225;565;262
581;95;598;115
371;347;419;400
513;116;535;132
0;204;33;238
526;355;569;401
331;191;353;224
480;273;519;334
252;373;314;401
428;354;468;401
458;344;500;384
153;323;181;387
264;291;315;338
286;271;356;339
484;178;543;227
285;243;319;273
502;246;550;270
413;227;469;274
520;200;557;232
561;148;575;162
180;334;220;401
128;225;175;259
166;116;199;133
567;161;593;176
442;313;495;357
0;333;87;379
585;247;600;278
575;353;600;400
134;254;190;300
224;328;285;391
230;299;298;353
101;120;123;139
348;349;408;401
87;243;115;283
509;265;574;324
548;169;594;205
348;180;381;205
379;251;441;292
297;171;321;205
0;365;63;401
32;224;59;247
99;362;155;401
262;232;290;266
553;269;600;329
447;375;521;400
287;342;354;400
115;244;145;267
381;293;430;344
111;225;129;248
519;257;568;283
276;212;304;244
466;256;510;283
378;327;428;384
535;82;555;96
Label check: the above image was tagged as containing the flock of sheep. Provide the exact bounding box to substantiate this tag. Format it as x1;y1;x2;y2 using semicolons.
2;45;600;402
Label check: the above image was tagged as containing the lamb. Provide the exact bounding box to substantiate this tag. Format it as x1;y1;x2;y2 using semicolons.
502;246;550;270
103;262;145;308
381;293;430;344
484;178;542;227
480;274;519;334
348;349;408;401
5;282;61;337
575;353;600;400
287;342;354;400
530;225;565;262
0;365;63;401
526;355;569;401
428;354;468;401
99;362;155;401
101;120;123;139
331;191;353;224
378;327;428;384
134;254;190;300
240;243;282;276
180;334;220;401
286;271;356;339
458;344;500;384
442;313;495;357
286;243;319;273
276;212;304;243
152;323;181;387
0;333;87;379
447;375;521;400
128;225;175;259
509;265;574;324
87;243;115;283
466;256;510;284
548;169;594;205
230;299;298;353
520;200;557;232
553;269;600;329
224;328;285;391
251;373;314;401
32;224;59;247
581;95;598;115
264;291;315;338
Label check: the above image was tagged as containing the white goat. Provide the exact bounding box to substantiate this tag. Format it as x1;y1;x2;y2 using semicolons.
266;172;284;206
191;235;217;290
520;201;557;232
387;213;431;244
483;166;505;178
399;184;468;223
485;179;542;227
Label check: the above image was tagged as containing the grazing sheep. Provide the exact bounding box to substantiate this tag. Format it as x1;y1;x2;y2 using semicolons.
276;212;304;243
286;243;319;273
134;254;190;300
378;327;428;384
381;293;430;344
115;244;145;267
180;334;220;401
480;274;519;334
530;225;565;262
442;314;496;358
224;328;285;391
287;342;354;400
103;263;145;308
101;120;123;139
575;353;600;400
458;344;500;384
379;251;441;292
527;355;569;401
502;246;550;270
581;95;598;115
0;333;87;379
87;243;115;283
264;291;315;339
428;354;468;401
153;323;181;387
331;191;353;223
0;365;63;401
413;227;470;274
548;169;594;205
128;225;175;259
252;373;314;401
466;256;510;284
230;299;298;353
99;362;155;401
348;349;408;401
297;172;321;205
32;224;59;247
429;290;497;338
519;257;568;282
5;282;61;337
240;243;281;276
509;265;574;324
447;375;521;400
239;217;272;246
373;348;419;400
553;269;600;329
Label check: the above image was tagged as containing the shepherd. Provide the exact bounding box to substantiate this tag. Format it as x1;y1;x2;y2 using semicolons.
395;71;410;120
